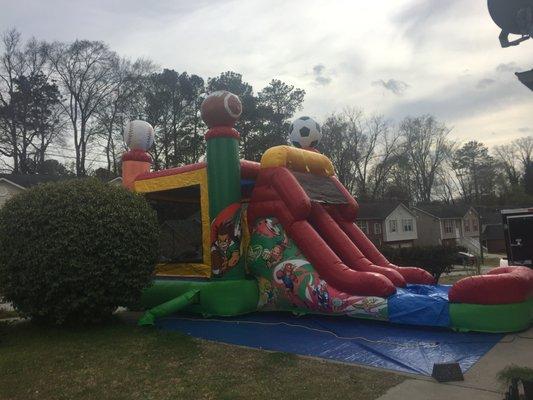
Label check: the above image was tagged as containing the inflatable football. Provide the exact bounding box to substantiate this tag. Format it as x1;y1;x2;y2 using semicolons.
123;120;155;151
201;91;242;128
289;116;322;149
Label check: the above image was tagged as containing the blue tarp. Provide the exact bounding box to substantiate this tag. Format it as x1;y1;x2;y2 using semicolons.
388;284;451;328
157;312;503;375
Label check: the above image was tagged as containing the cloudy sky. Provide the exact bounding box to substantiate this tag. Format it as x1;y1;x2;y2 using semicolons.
2;0;532;147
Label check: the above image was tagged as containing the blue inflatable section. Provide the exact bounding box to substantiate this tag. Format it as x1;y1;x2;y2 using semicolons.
157;312;502;375
388;284;450;328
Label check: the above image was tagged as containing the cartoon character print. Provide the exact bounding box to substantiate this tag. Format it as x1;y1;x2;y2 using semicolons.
313;281;331;310
305;276;343;312
275;262;299;294
271;261;311;309
247;244;264;262
248;217;388;320
302;275;386;316
253;218;281;238
257;277;276;308
211;218;241;277
262;234;289;269
349;297;386;316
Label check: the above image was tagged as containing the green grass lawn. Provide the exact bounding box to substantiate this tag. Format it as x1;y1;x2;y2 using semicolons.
438;256;502;285
0;318;405;400
481;256;502;268
438;273;471;285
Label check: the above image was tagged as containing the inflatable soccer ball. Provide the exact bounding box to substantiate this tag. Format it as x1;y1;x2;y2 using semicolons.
123;120;155;151
289;116;322;149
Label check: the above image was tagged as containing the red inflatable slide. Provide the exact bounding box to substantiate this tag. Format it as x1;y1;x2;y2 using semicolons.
247;166;434;297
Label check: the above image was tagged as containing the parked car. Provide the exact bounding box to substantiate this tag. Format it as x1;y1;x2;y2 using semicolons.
456;251;476;266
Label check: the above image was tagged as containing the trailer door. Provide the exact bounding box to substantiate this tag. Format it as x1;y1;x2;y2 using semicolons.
507;214;533;266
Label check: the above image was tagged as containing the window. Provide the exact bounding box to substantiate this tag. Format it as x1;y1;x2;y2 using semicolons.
443;219;455;234
356;220;369;234
402;219;413;232
472;220;478;232
389;219;397;233
374;223;382;235
464;219;470;232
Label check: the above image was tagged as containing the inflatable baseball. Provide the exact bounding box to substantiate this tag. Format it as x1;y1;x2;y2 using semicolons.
123;120;155;151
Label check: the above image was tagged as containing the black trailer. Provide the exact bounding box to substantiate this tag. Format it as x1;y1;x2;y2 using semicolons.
502;208;533;267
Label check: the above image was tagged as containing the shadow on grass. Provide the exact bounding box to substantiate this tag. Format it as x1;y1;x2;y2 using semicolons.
0;317;404;400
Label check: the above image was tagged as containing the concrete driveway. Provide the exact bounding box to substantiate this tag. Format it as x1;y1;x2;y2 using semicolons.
377;327;533;400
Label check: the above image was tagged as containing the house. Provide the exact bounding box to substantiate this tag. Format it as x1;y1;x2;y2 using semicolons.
482;224;506;254
355;201;418;248
476;206;506;254
413;204;480;253
0;174;65;207
108;176;123;186
0;173;120;207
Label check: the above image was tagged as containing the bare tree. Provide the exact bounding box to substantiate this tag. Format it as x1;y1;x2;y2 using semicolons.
398;115;452;203
434;167;458;204
92;58;155;174
0;29;64;173
0;29;25;171
514;136;533;168
451;141;498;203
47;40;121;176
493;144;521;186
366;116;402;200
321;109;401;200
321;109;361;194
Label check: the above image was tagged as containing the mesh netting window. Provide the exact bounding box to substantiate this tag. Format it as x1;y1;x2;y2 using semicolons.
147;185;203;263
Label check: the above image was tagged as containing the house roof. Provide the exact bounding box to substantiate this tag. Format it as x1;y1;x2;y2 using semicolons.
414;204;475;219
357;201;407;220
475;206;503;225
482;224;504;241
0;173;66;188
0;173;120;189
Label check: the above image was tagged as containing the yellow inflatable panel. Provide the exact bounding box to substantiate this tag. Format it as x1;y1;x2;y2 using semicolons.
260;145;334;176
134;169;207;193
155;262;211;278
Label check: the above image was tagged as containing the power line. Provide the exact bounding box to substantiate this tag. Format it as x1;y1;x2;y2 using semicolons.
45;152;109;164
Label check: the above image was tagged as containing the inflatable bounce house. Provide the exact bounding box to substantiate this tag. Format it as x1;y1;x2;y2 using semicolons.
121;91;533;333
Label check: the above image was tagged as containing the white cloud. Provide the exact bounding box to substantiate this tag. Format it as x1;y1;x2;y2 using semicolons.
312;64;332;86
476;78;496;89
496;62;521;73
372;79;410;95
1;0;532;148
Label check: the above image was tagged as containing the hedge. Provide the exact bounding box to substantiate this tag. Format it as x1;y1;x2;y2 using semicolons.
380;245;464;282
0;179;160;325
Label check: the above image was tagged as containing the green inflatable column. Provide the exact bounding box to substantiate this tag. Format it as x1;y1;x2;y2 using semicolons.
201;91;245;280
206;137;241;218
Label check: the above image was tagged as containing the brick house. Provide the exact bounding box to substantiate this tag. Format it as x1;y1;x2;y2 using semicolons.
355;202;418;248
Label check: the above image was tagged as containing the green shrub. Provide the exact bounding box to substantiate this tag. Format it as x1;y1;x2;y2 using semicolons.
0;179;160;325
498;365;533;385
380;245;460;282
